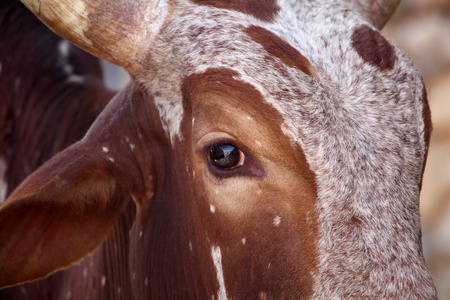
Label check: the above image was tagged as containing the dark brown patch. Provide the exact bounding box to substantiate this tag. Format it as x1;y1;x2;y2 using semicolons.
244;25;317;77
190;0;280;22
421;84;432;150
351;24;397;71
419;83;432;191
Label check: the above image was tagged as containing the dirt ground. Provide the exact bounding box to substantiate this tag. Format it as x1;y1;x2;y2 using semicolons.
383;0;450;297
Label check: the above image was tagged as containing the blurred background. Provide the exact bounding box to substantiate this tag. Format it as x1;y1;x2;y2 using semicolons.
383;0;450;297
100;0;450;296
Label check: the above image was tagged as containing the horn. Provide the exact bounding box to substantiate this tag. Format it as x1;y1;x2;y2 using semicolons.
353;0;401;29
20;0;168;72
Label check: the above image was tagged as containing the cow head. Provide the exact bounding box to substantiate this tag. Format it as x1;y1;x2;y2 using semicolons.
0;0;437;298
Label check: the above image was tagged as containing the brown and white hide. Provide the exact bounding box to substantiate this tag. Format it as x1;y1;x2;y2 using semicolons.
0;0;438;299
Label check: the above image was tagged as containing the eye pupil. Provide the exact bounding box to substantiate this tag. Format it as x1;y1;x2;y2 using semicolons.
210;144;242;169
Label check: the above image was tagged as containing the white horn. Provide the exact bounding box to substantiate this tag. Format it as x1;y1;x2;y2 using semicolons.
21;0;168;72
353;0;401;29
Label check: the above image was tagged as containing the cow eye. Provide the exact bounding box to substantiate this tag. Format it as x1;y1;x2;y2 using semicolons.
208;143;245;170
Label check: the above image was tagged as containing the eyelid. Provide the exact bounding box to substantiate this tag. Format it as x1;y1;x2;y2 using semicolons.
201;139;242;155
197;132;238;150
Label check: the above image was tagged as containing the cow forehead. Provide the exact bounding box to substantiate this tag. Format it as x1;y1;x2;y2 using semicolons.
138;3;317;141
138;2;423;152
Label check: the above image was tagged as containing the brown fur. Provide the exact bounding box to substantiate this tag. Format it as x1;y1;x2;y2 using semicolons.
0;0;436;298
351;24;397;71
244;25;317;77
190;0;280;22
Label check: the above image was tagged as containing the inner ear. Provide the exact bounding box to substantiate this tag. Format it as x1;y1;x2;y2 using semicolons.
0;142;127;288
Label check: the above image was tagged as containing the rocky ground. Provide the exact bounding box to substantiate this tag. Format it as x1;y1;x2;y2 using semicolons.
383;0;450;297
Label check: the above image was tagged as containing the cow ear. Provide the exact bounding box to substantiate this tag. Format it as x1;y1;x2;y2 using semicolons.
0;142;127;288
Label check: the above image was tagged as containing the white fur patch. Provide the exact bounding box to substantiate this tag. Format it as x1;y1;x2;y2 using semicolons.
153;92;184;145
273;216;281;227
211;246;228;300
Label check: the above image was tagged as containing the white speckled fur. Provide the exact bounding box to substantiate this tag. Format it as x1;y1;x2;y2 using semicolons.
133;0;436;298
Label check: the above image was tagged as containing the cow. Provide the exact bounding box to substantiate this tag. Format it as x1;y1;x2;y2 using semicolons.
0;0;438;299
